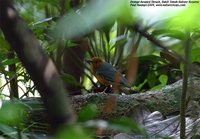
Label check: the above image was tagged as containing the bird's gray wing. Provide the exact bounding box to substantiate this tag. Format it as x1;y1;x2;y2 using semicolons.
96;62;130;87
96;62;118;82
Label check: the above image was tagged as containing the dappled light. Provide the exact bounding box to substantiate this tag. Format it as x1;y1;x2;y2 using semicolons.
44;59;57;84
7;7;16;19
169;4;200;30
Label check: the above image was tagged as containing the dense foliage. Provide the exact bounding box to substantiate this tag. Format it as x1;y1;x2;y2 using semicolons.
0;0;200;138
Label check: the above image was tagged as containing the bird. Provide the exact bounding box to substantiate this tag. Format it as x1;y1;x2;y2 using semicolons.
86;57;131;92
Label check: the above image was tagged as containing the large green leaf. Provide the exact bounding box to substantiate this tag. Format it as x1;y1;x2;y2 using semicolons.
53;0;133;39
152;29;186;40
169;5;200;30
0;102;28;126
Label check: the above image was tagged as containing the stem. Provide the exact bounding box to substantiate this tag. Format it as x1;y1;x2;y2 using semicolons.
8;48;19;99
180;32;190;139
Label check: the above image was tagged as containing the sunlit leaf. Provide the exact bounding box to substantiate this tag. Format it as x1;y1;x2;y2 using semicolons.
159;74;168;85
169;5;200;30
150;84;164;91
150;74;168;91
32;17;55;26
2;58;20;66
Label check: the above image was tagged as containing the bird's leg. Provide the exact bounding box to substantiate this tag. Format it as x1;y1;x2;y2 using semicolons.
101;86;108;94
100;85;113;94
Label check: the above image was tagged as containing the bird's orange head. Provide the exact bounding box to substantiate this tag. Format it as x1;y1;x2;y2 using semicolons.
87;57;104;72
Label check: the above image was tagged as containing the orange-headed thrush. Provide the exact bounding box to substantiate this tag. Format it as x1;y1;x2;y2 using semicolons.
87;57;131;88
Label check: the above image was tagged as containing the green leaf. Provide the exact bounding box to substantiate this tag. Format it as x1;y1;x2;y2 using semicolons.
0;124;17;139
151;84;164;91
56;125;93;139
61;73;80;86
53;0;133;39
191;47;200;62
0;124;29;139
110;117;146;134
169;5;200;30
152;29;185;40
147;72;157;88
133;79;147;91
66;41;78;48
0;102;27;126
2;58;20;66
138;55;166;64
159;74;168;85
150;75;168;91
78;104;98;122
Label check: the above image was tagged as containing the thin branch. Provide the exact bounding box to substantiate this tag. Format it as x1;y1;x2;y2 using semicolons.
132;24;187;65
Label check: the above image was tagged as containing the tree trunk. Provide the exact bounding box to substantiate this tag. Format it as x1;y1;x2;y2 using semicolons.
0;0;75;132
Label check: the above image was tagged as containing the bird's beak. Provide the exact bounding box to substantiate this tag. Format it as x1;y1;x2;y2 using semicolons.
85;59;92;64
